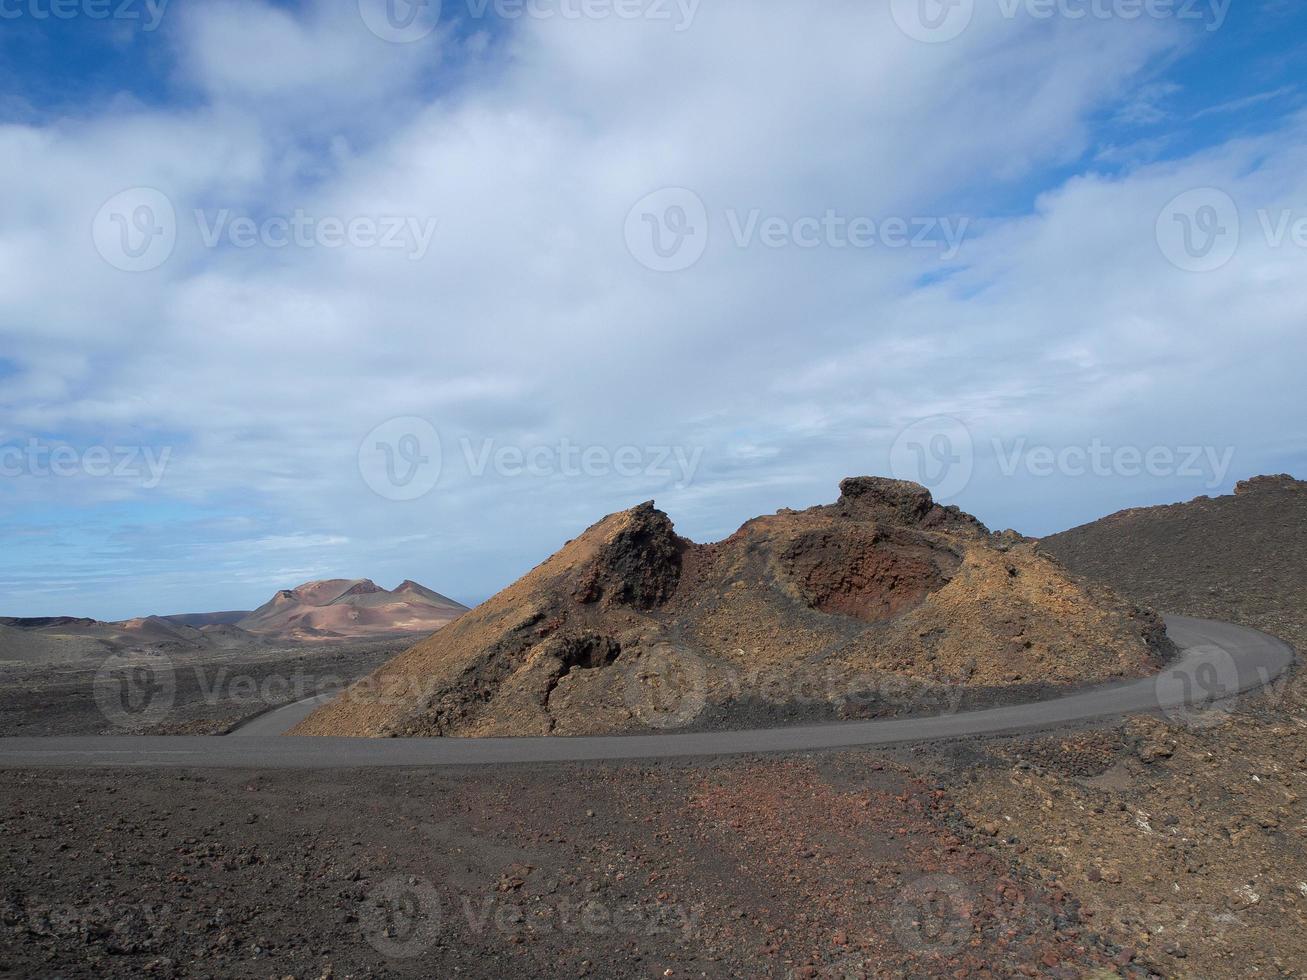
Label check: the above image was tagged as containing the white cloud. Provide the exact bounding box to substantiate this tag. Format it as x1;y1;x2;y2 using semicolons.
0;0;1304;617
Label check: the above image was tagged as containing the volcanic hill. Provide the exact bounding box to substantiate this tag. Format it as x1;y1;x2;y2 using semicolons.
294;477;1172;738
1040;474;1307;638
235;578;467;643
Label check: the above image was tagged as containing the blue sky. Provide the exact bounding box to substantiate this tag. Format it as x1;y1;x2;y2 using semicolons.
1;0;1305;620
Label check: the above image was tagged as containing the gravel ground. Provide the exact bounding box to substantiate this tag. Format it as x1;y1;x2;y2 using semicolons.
0;640;409;737
0;751;1143;980
982;475;1307;978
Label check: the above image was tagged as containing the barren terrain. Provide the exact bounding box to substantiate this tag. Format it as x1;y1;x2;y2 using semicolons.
3;476;1304;978
0;639;409;737
0;578;467;667
1;750;1153;979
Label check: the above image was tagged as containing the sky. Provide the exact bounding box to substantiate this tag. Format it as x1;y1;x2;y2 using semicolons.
1;0;1305;621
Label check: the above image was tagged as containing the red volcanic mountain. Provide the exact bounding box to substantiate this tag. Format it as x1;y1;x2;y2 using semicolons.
235;578;467;642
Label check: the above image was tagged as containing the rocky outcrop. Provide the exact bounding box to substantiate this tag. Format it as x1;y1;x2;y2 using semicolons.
572;502;685;609
294;478;1171;738
777;526;958;622
1235;473;1304;496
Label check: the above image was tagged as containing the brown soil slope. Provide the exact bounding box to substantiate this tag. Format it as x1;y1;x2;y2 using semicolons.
294;477;1169;738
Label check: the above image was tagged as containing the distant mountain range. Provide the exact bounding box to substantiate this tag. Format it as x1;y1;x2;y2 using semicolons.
232;578;467;642
0;579;468;663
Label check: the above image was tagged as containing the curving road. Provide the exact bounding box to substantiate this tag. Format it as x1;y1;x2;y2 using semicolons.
228;691;338;737
0;616;1294;769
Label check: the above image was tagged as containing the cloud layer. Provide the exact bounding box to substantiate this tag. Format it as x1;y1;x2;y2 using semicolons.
1;0;1304;618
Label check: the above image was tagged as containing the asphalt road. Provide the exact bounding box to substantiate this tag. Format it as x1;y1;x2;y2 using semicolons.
0;616;1293;769
228;691;338;737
